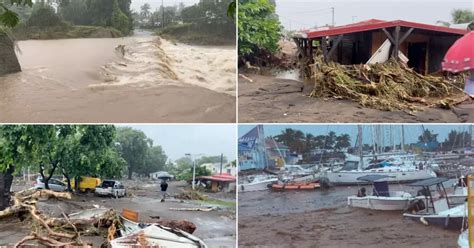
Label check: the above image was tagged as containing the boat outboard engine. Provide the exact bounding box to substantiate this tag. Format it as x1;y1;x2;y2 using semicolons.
357;187;367;197
407;199;426;212
319;177;332;190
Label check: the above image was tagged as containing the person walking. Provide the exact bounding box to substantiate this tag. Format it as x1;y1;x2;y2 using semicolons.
160;180;169;202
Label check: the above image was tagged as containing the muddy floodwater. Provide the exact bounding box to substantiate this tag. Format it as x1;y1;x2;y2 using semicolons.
238;185;460;248
0;32;236;122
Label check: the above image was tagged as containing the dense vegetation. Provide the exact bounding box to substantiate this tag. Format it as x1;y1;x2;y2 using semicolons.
238;0;281;61
136;0;235;45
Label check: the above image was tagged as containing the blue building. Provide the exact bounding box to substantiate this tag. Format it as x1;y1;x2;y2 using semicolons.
238;125;267;171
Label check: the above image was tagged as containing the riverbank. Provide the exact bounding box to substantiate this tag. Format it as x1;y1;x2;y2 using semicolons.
0;35;236;123
14;24;122;40
238;73;473;123
155;24;235;46
238;186;460;248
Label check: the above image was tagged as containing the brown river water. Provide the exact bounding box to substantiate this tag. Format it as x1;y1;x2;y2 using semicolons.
0;32;236;123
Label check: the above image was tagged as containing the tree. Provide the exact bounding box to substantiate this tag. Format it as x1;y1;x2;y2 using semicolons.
140;145;167;175
140;3;150;19
115;127;150;179
452;9;474;24
238;0;281;58
111;0;129;35
26;3;63;27
170;157;211;181
335;134;351;151
418;129;438;143
0;0;33;75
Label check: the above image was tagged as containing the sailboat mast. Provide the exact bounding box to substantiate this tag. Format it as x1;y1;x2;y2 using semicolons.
401;125;405;152
358;125;363;171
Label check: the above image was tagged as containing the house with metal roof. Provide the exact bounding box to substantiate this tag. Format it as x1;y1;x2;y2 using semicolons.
293;19;469;74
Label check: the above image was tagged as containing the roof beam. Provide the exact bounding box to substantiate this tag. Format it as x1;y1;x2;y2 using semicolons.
399;27;414;44
382;28;395;44
327;35;344;60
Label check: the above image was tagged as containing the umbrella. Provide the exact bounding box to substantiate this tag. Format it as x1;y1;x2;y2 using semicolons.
442;31;474;73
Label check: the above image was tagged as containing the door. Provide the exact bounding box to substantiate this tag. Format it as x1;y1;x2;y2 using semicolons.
407;42;427;75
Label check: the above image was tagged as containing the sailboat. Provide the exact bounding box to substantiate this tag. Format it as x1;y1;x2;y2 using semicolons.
324;125;437;185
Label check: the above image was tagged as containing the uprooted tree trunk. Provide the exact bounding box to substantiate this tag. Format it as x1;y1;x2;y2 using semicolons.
0;165;15;210
0;34;21;76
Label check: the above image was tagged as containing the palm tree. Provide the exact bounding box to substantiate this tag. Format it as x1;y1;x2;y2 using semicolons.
452;9;474;24
335;134;351;151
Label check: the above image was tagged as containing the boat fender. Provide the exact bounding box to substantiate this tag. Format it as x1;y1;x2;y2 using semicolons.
420;217;429;226
444;214;450;229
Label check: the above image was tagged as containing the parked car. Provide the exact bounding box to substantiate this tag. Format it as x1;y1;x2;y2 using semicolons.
35;177;67;192
71;176;101;193
95;180;126;198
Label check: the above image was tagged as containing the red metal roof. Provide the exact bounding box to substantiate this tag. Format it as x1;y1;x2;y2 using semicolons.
198;174;236;182
303;19;468;39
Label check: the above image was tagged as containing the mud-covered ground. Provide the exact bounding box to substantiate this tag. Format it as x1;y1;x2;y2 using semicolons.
238;74;474;123
238;185;460;248
0;180;236;247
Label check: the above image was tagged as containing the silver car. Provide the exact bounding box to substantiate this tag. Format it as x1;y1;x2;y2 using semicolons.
35;177;67;192
95;180;126;198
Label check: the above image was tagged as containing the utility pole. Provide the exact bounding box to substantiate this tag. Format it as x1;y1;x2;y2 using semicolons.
220;153;223;175
162;0;165;29
331;7;335;27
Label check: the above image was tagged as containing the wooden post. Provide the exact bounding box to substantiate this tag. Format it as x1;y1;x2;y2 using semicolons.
321;37;328;61
393;26;400;59
327;35;344;61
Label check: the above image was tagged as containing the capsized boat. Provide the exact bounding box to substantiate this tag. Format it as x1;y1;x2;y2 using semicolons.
347;175;418;211
271;182;320;190
403;177;467;230
112;215;207;248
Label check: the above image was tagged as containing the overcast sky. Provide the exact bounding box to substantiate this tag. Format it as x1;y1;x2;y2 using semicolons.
131;0;199;11
239;124;473;146
121;124;236;162
275;0;474;30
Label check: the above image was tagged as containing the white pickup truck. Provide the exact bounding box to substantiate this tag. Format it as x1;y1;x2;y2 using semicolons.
95;180;126;198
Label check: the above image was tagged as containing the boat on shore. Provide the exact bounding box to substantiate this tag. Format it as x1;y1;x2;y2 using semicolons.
403;177;467;230
347;174;419;211
239;174;278;192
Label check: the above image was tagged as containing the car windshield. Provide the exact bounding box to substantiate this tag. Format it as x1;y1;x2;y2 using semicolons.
101;181;115;188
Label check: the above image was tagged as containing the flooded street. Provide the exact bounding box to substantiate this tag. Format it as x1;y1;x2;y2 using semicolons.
0;32;235;123
239;185;460;248
1;180;236;247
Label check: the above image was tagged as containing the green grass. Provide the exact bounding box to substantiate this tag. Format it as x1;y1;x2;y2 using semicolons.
198;198;236;208
155;23;235;46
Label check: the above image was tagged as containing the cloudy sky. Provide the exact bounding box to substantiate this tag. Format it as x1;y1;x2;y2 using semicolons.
121;124;236;162
131;0;199;11
275;0;474;30
239;124;473;146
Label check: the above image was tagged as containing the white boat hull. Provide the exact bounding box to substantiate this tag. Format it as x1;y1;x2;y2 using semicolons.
326;168;436;185
348;192;417;210
239;178;277;192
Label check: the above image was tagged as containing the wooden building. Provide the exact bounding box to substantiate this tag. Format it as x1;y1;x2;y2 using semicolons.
294;19;469;74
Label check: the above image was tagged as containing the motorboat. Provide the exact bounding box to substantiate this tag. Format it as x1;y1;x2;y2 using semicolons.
347;175;419;211
457;230;468;248
403;177;467;230
238;174;278;192
448;176;468;206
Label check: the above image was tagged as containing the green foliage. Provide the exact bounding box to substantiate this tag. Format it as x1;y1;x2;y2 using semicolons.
140;146;168;175
227;1;236;19
115;127;150;179
26;4;63;27
197;155;227;165
170;157;212;181
238;0;281;56
111;0;129;35
418;129;438;143
452;9;474;24
0;0;33;28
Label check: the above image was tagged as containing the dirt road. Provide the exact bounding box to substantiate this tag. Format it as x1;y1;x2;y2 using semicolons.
238;74;474;123
238;186;460;248
0;180;236;247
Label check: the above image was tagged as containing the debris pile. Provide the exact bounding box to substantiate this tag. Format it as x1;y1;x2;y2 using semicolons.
175;190;208;201
307;55;467;112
